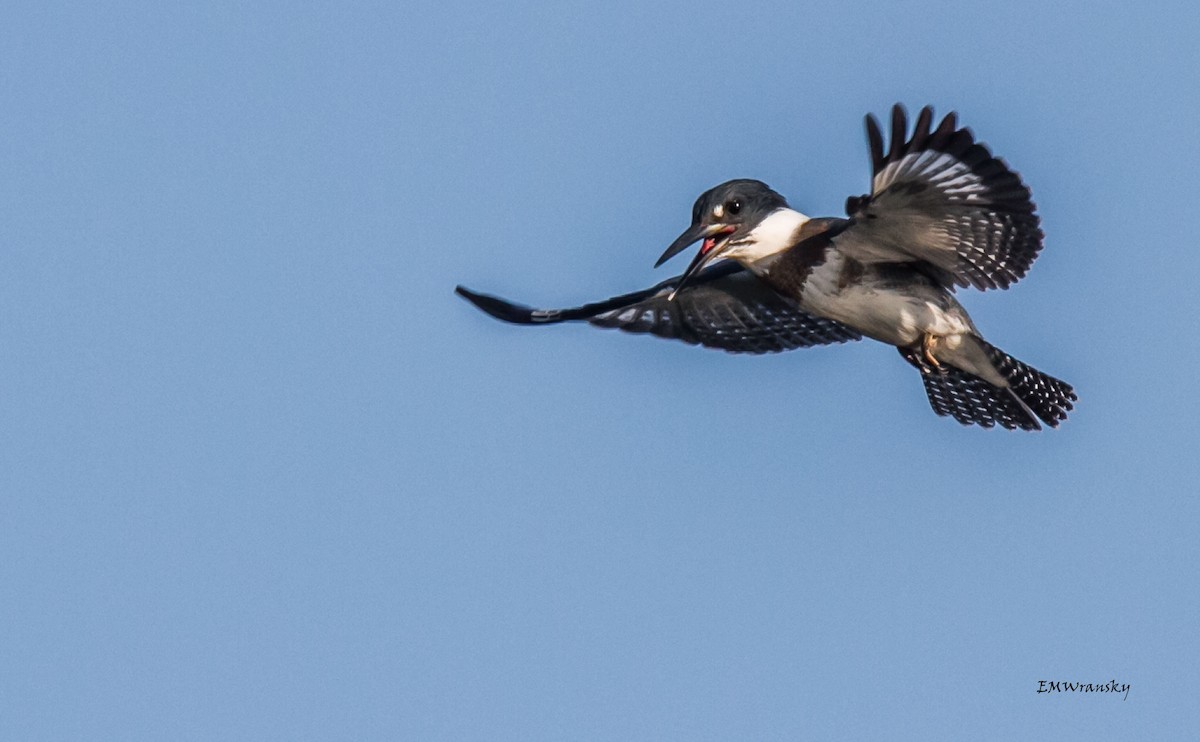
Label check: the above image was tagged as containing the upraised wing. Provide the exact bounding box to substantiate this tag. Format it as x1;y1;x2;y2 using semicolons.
836;104;1043;291
456;262;861;354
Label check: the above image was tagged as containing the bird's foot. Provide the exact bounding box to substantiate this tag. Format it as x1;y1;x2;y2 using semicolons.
898;337;946;375
922;334;942;371
900;347;931;375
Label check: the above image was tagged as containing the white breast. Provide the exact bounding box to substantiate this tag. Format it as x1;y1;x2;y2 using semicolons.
799;255;972;347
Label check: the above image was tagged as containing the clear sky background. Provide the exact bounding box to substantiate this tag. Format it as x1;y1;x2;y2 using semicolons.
2;1;1197;739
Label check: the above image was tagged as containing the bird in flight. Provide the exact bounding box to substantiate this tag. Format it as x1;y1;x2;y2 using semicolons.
457;105;1076;431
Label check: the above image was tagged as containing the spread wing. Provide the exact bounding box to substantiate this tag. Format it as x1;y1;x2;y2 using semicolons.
456;262;861;354
836;104;1043;291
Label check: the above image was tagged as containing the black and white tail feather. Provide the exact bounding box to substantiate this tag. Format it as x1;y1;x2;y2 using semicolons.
905;341;1076;431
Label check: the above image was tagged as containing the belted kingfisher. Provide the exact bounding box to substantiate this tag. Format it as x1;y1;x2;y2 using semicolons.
457;105;1076;431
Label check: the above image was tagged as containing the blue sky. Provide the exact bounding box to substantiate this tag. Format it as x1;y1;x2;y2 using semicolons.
2;1;1198;739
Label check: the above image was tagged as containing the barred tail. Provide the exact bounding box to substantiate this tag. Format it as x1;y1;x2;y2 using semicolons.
982;340;1076;429
912;341;1077;431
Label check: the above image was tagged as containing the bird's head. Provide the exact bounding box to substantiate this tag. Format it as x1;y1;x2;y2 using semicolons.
655;179;791;298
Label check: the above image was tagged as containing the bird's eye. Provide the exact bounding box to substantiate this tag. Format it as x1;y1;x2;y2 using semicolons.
727;200;742;215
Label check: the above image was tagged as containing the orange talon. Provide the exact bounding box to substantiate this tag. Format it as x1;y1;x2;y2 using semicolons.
922;334;941;370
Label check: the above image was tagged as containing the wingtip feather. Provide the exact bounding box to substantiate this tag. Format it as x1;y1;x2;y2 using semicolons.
865;113;884;173
455;285;539;324
888;104;909;163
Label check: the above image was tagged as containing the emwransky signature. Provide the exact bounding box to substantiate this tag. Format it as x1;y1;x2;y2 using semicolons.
1037;679;1130;701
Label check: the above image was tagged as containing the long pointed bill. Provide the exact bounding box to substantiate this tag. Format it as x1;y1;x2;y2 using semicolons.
661;225;736;300
655;223;732;268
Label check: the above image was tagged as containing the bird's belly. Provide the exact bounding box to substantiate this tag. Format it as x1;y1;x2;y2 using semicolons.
799;265;971;347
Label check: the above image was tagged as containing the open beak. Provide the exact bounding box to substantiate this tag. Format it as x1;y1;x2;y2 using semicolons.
655;222;736;300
